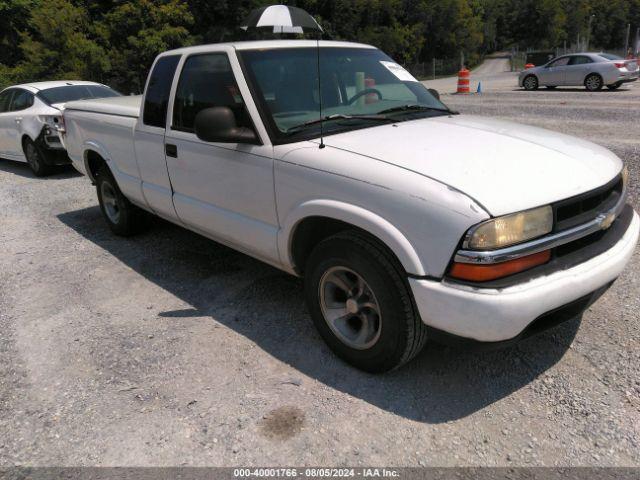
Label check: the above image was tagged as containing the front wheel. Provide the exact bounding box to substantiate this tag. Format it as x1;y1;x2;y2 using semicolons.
523;75;538;91
585;74;603;91
304;231;427;373
23;138;53;177
96;164;146;236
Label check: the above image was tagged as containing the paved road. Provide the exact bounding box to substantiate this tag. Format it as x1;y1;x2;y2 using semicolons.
1;68;639;467
423;55;517;93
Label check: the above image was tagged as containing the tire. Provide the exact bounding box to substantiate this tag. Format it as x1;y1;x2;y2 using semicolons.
607;82;622;90
546;85;557;89
523;75;538;91
304;230;427;373
23;138;53;177
96;164;146;236
584;74;603;91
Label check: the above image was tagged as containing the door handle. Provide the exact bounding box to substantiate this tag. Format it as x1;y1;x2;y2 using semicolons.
165;143;177;158
14;117;22;123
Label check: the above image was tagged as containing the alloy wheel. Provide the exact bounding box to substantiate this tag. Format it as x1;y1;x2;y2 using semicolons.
319;266;382;350
100;181;121;224
585;75;602;91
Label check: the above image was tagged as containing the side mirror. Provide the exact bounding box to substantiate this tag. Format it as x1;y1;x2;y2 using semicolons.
194;107;258;144
428;88;440;100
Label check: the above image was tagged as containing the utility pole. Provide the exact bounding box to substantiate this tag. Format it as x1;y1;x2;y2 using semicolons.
624;23;630;56
586;15;595;51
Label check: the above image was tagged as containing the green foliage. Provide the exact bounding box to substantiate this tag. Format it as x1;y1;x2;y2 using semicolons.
100;0;195;92
0;0;638;92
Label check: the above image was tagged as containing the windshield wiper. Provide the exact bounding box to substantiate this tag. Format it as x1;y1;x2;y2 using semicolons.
377;104;458;115
286;113;393;135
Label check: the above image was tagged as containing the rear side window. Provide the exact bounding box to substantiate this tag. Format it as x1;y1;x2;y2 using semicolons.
0;90;14;113
10;90;34;111
598;53;623;61
569;56;592;65
143;55;181;128
38;85;120;104
172;53;249;132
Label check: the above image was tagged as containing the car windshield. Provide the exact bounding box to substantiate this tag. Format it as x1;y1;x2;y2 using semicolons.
598;53;623;61
38;85;120;104
239;47;450;141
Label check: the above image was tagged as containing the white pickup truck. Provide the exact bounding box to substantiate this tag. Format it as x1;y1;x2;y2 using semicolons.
63;40;639;372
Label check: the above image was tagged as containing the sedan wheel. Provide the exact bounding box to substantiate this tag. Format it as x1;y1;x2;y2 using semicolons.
585;74;603;91
24;139;53;177
523;75;538;91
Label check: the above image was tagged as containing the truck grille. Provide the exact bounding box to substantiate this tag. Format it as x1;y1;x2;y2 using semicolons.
553;174;623;232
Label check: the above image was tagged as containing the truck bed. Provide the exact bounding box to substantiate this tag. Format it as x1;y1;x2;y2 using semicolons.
64;95;142;118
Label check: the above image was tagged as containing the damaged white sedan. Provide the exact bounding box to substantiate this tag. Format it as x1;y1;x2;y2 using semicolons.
0;81;120;176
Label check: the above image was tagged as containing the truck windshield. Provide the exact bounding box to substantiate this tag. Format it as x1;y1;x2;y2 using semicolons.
239;47;449;142
38;85;120;105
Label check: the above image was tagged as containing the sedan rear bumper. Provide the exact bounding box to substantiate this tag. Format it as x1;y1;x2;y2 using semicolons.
409;209;639;343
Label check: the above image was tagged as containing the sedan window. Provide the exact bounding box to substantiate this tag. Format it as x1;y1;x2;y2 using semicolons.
598;53;623;61
569;56;592;65
10;90;34;111
548;57;570;67
38;85;120;105
0;90;14;113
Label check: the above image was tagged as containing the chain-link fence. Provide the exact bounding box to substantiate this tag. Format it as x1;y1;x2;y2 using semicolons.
404;58;463;80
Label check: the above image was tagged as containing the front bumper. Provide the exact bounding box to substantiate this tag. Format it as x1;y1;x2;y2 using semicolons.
409;209;639;343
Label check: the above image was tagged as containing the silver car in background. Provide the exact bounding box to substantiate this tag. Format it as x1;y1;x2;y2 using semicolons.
519;53;639;91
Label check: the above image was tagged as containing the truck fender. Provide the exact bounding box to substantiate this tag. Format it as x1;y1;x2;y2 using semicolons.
278;199;427;276
81;140;113;182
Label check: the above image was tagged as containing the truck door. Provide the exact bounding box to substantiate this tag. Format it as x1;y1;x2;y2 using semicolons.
163;50;280;264
134;54;181;221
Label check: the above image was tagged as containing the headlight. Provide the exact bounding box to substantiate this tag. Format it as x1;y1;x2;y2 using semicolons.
465;205;553;250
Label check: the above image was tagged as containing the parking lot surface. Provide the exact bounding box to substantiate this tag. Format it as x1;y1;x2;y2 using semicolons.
1;63;639;466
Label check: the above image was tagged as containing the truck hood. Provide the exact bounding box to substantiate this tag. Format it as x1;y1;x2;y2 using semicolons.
322;115;622;216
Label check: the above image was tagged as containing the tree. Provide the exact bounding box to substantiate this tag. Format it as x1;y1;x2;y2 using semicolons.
8;0;110;85
100;0;196;92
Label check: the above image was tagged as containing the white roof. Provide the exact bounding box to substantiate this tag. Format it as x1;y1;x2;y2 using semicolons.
9;80;105;93
161;40;376;57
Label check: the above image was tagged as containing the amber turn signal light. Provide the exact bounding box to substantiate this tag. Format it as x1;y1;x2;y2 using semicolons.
449;250;551;282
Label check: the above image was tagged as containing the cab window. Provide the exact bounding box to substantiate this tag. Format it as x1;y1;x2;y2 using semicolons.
143;55;181;128
172;53;250;132
9;89;34;111
0;90;14;113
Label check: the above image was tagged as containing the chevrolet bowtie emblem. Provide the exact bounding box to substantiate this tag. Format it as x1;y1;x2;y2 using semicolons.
600;212;616;230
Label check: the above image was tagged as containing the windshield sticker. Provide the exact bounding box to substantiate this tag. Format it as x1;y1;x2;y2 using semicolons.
380;61;418;82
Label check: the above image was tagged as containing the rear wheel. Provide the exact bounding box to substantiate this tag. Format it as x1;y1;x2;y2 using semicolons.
585;73;603;91
96;164;146;236
523;75;538;91
304;231;427;373
23;138;53;177
607;82;622;90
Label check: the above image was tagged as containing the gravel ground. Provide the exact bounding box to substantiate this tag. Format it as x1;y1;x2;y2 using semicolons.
1;60;639;467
